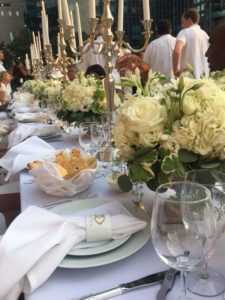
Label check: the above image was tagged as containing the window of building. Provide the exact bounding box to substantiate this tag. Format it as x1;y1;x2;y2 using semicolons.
16;11;19;16
9;32;14;41
0;11;4;16
8;11;12;16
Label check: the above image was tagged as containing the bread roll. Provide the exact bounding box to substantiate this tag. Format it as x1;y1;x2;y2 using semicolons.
53;163;68;178
27;160;42;170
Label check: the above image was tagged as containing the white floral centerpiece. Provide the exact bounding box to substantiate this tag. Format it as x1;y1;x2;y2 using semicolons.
57;72;121;125
22;79;62;104
113;71;225;191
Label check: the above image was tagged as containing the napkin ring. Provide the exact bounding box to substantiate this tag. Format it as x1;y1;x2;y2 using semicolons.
86;214;112;242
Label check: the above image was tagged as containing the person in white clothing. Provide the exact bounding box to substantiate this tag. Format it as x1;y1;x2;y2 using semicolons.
0;71;12;103
0;51;6;72
173;8;209;78
77;22;120;85
143;19;176;79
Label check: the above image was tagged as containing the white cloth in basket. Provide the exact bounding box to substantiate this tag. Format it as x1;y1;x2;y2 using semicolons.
0;205;147;300
29;160;96;196
0;136;55;180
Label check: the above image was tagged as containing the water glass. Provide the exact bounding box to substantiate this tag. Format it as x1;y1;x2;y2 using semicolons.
151;181;217;300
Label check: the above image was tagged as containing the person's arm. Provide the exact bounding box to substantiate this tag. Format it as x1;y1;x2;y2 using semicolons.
0;90;5;103
173;40;185;77
115;54;150;81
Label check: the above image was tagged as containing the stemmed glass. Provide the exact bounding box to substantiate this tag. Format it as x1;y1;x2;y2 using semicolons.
151;181;217;300
185;169;225;297
79;122;102;156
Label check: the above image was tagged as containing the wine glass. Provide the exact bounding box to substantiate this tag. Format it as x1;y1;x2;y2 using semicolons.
90;122;103;153
185;169;225;297
151;181;217;300
79;122;100;156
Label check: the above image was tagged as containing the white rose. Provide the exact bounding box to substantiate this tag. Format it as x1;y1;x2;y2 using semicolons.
122;96;167;133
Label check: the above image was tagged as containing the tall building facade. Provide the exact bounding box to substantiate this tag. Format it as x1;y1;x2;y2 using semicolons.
25;0;58;38
151;0;196;37
0;0;27;43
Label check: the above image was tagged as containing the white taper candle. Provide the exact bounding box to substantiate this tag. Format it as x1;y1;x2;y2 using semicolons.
118;0;124;31
76;2;83;47
57;0;62;19
62;0;71;26
88;0;96;19
70;10;77;49
143;0;150;20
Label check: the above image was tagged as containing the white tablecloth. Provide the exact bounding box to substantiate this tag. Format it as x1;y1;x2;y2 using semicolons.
19;135;225;300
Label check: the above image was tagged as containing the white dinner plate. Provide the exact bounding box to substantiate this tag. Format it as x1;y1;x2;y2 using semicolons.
49;198;151;268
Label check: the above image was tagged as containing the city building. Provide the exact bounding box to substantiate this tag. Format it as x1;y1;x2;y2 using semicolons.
0;0;27;43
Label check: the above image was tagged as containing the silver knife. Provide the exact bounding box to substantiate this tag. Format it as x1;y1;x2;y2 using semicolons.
74;270;167;300
156;268;179;300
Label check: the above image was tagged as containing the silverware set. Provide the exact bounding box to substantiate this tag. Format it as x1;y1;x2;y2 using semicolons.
74;269;179;300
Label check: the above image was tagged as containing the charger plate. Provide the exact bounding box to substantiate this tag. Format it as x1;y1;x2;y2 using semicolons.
49;198;151;268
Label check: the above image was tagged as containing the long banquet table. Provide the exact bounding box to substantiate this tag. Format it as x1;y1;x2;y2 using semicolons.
19;134;225;300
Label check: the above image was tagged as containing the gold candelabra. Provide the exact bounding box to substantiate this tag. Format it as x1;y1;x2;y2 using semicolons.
58;0;152;159
44;44;54;78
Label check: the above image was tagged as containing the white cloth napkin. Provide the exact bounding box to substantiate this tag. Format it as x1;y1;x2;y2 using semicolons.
8;123;60;148
0;205;147;300
0;136;55;180
0;123;11;137
14;112;47;122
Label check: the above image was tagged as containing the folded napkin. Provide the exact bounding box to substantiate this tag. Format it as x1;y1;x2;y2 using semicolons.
0;205;147;300
13;92;35;103
8;123;60;148
0;112;8;120
14;112;47;122
12;106;41;113
0;136;55;180
0;123;11;137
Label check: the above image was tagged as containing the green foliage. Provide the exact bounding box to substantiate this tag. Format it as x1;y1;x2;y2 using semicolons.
117;175;133;192
57;109;102;125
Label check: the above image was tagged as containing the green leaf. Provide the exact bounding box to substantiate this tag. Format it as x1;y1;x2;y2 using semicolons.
158;172;171;185
172;155;186;178
129;161;154;183
146;178;159;191
117;175;133;192
133;147;153;158
199;162;221;169
158;147;170;159
161;155;176;174
178;149;198;163
161;154;186;177
190;83;204;91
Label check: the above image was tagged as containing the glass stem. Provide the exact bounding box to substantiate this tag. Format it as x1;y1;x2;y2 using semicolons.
181;270;188;296
199;258;209;279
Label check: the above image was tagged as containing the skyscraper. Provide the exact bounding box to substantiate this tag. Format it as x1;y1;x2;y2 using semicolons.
151;0;195;37
0;0;27;43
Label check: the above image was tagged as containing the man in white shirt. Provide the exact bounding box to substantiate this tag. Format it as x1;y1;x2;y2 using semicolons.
143;19;176;79
0;51;6;72
173;8;209;78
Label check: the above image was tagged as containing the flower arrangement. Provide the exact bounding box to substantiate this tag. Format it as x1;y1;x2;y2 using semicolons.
113;71;225;191
22;80;62;102
57;72;121;125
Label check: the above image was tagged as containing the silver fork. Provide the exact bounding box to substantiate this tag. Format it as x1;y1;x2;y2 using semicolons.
39;192;98;209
